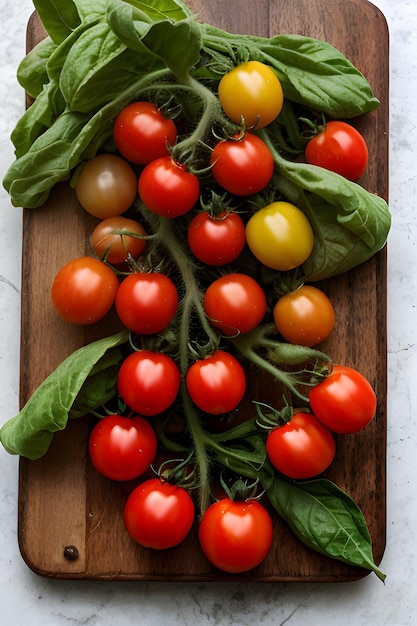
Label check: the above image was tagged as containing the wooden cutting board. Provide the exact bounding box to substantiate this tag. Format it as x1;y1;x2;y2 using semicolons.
18;0;388;582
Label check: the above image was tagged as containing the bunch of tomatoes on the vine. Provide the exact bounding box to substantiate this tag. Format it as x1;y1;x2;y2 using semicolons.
49;60;376;574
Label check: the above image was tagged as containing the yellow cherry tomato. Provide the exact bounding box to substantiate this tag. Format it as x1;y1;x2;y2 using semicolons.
245;201;314;271
218;61;284;129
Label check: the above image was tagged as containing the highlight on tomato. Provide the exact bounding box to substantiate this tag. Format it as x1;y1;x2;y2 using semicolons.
124;478;195;549
51;256;119;325
245;201;314;271
90;216;147;265
203;272;267;335
187;211;246;266
117;350;181;416
266;412;336;479
305;120;368;181
218;60;284;129
75;153;137;218
113;101;177;164
115;272;178;335
273;284;335;347
198;498;273;573
138;156;200;217
186;349;246;415
210;132;274;196
309;365;377;434
88;415;157;481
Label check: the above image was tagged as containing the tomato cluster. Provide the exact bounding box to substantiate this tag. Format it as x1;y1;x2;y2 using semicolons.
49;60;376;574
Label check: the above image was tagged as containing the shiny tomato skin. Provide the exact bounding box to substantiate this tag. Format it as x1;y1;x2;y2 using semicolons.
266;412;336;479
91;216;147;265
309;365;377;434
186;350;246;415
187;211;246;266
88;415;157;481
203;273;267;335
117;350;181;416
75;154;137;218
138;156;200;217
198;498;273;573
124;478;195;549
273;285;335;347
305;121;368;181
115;272;178;334
113;101;177;164
246;201;314;271
210;133;274;196
218;61;284;129
51;256;119;324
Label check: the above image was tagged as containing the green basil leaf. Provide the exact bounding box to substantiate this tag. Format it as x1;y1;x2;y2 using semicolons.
262;34;380;117
59;21;128;110
122;0;192;21
107;0;202;79
10;82;66;159
266;476;386;581
0;330;129;460
33;0;81;44
16;37;57;98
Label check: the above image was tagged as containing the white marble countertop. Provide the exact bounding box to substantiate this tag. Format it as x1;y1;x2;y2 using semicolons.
0;1;415;624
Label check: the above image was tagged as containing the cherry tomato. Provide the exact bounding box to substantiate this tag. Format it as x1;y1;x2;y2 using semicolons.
218;60;284;129
113;101;177;164
117;350;180;416
90;216;147;265
198;498;273;573
246;201;314;271
305;120;368;181
186;350;246;415
210;133;274;196
187;211;246;266
51;256;119;324
203;273;267;335
75;154;137;218
309;365;377;434
115;272;178;335
266;412;336;479
124;478;195;549
273;285;335;346
138;156;200;217
88;415;157;481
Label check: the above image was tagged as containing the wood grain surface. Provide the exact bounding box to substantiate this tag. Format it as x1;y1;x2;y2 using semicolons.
18;0;388;582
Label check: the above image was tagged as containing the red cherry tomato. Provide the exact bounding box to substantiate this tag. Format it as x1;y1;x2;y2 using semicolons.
113;101;177;164
51;256;119;324
90;216;147;265
186;350;246;415
138;156;200;217
203;273;267;335
124;478;195;549
117;350;181;416
305;121;368;181
210;133;274;196
187;211;246;266
309;365;377;434
88;415;157;481
266;412;336;479
115;272;178;334
198;498;273;573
